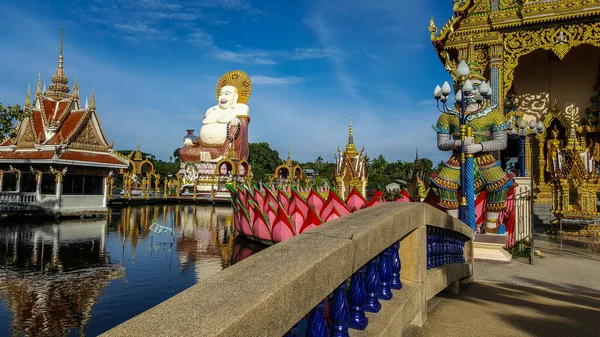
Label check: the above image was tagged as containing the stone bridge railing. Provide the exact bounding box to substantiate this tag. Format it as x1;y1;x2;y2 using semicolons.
101;203;473;337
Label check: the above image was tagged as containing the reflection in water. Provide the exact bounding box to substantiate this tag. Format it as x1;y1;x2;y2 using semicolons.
0;220;122;337
0;205;264;337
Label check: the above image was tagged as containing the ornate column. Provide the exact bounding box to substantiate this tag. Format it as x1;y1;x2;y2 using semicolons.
51;168;65;212
102;176;108;208
0;170;4;192
35;170;42;195
489;43;503;108
525;136;532;177
14;169;21;193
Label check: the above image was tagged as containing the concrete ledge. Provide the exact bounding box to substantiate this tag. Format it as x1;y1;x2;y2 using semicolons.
101;203;473;337
425;264;472;301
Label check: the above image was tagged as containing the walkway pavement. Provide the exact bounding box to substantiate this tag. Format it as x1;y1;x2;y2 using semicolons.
405;233;600;337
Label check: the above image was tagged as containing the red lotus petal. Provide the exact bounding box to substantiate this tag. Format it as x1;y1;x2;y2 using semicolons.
367;189;386;207
345;186;367;212
306;188;325;215
299;205;324;233
272;202;296;242
252;202;273;243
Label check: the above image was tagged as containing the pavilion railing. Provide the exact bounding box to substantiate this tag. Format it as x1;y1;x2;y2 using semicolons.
0;192;37;204
101;203;474;337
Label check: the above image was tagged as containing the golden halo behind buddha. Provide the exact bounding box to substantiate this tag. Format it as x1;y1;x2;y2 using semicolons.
216;70;252;105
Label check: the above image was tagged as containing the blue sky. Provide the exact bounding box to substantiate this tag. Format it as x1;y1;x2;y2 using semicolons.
0;0;455;164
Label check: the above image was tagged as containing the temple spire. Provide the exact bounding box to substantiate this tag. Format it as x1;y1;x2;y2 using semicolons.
36;73;41;96
47;28;70;99
89;90;95;109
415;148;419;161
73;77;79;98
345;117;358;155
25;84;31;107
348;117;354;145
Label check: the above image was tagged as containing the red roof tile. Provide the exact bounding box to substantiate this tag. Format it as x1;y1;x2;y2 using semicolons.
45;111;87;145
0;151;55;160
41;98;70;124
60;151;127;165
32;111;46;142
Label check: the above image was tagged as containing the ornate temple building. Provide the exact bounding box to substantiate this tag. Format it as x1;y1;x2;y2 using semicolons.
270;149;303;182
0;29;128;216
430;0;600;226
334;118;368;199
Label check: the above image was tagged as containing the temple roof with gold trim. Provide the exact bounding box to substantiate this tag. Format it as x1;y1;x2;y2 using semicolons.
430;0;600;53
0;29;128;169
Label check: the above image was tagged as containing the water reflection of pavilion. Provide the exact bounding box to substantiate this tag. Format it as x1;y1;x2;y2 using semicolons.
0;219;123;337
109;205;235;282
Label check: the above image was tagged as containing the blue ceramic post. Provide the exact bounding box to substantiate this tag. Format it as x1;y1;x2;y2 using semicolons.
378;247;393;300
390;241;402;290
307;300;329;337
348;266;368;330
330;282;350;337
364;256;381;313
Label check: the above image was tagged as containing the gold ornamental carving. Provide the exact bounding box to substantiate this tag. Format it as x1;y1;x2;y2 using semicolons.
216;70;252;105
71;118;107;151
502;22;600;99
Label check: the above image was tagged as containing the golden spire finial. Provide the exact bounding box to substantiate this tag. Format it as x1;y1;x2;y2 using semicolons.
348;117;354;144
415;148;419;161
89;89;95;108
48;28;70;99
137;137;141;151
36;73;41;96
25;83;31;107
73;77;79;97
59;28;64;66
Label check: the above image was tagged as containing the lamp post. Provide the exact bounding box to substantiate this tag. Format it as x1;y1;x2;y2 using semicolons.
510;118;544;264
433;60;492;230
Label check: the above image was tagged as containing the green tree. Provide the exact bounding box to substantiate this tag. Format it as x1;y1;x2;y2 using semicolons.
367;154;389;189
248;142;281;183
0;103;26;140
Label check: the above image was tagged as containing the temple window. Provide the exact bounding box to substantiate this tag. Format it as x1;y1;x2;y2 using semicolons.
62;174;103;195
1;173;17;192
41;174;56;194
20;173;37;193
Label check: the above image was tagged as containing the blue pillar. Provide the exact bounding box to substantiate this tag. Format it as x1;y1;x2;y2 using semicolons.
519;136;526;176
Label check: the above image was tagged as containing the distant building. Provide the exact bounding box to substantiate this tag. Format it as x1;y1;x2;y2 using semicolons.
334;118;368;199
0;29;128;216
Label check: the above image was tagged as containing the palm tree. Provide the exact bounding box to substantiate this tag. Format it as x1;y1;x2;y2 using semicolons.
314;156;324;174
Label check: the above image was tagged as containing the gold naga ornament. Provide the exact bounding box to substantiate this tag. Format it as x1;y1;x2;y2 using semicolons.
216;70;252;104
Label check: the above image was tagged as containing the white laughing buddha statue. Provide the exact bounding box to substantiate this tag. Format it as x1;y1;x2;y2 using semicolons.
179;70;252;163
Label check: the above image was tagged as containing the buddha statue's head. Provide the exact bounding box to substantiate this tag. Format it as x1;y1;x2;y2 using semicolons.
551;126;559;139
218;85;239;109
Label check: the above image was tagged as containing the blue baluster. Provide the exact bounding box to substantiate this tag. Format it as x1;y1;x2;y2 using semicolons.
390;241;402;290
426;229;432;270
330;282;350;337
283;322;299;337
378;247;393;300
307;300;329;337
348;267;368;330
364;256;381;313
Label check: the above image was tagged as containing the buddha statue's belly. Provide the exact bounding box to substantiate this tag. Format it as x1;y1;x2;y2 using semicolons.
200;123;227;145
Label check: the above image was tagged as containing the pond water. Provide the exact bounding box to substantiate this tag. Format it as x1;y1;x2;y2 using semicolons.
0;204;266;337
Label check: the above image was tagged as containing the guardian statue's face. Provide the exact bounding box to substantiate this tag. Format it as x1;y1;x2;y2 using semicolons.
465;79;481;104
218;85;238;109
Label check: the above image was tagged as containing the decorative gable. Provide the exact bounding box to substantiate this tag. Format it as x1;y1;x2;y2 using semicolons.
16;119;37;148
69;115;108;151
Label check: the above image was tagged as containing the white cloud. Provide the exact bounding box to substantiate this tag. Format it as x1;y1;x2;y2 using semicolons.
114;23;160;34
251;76;303;86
